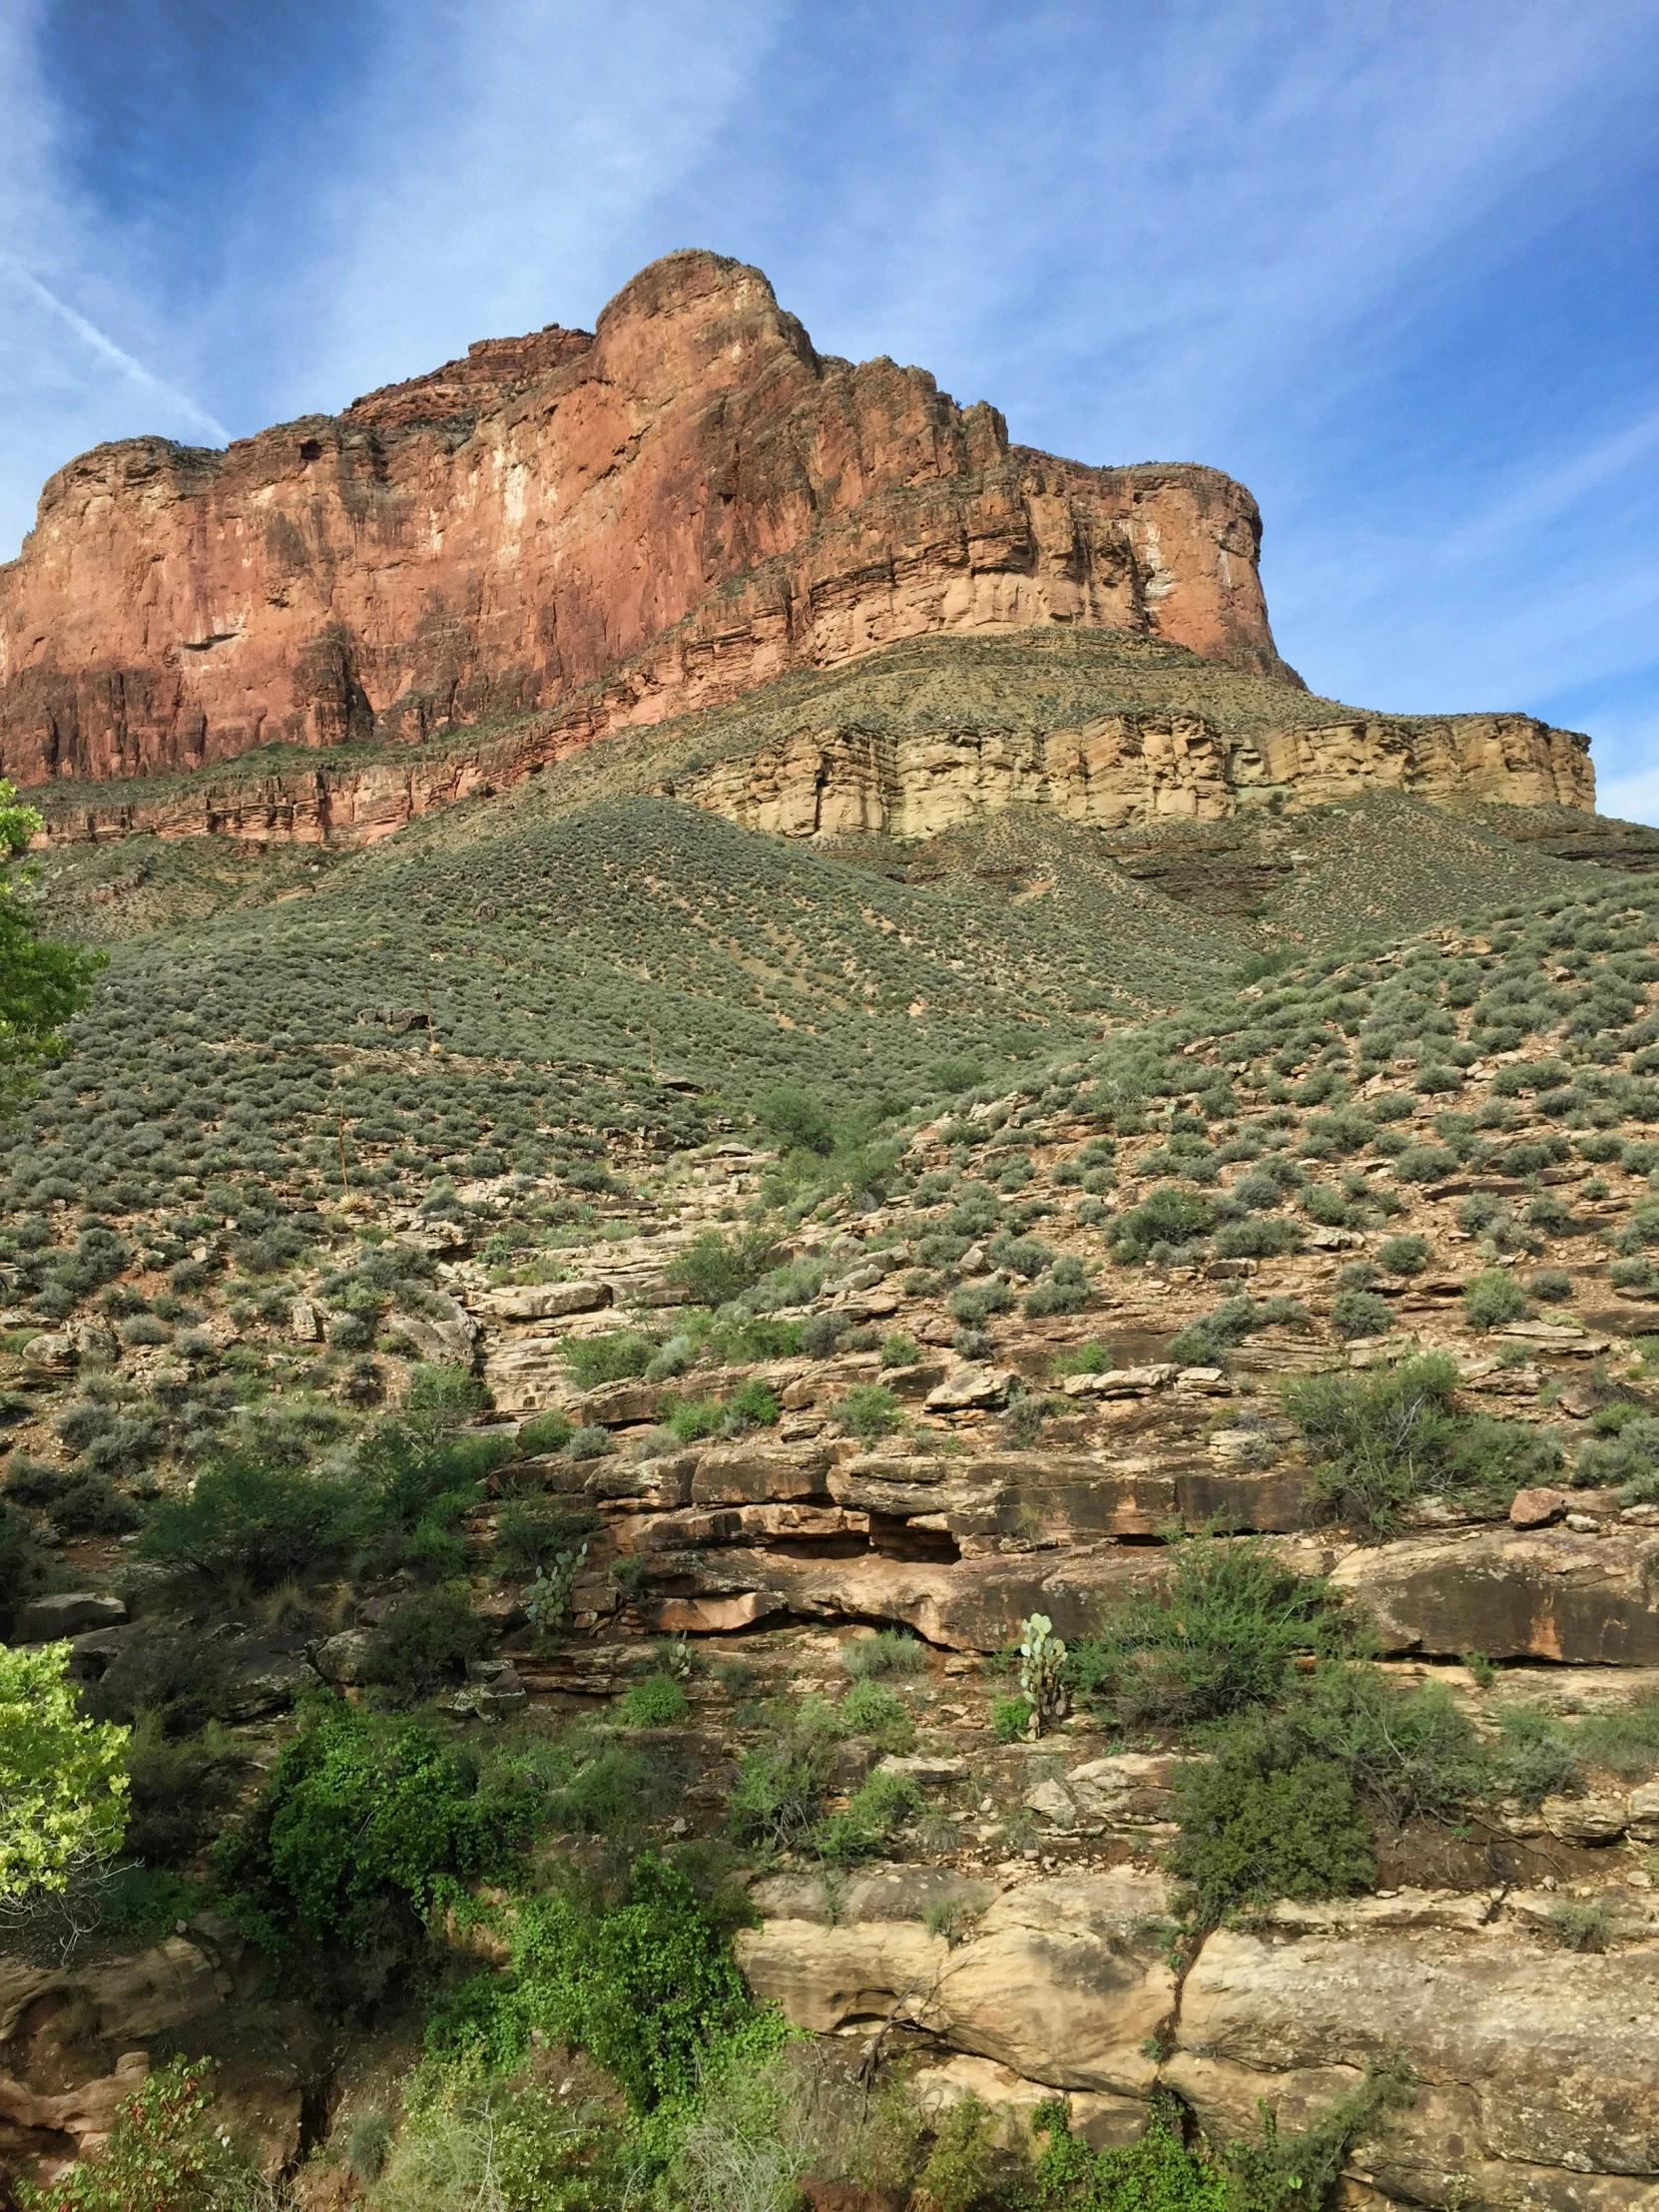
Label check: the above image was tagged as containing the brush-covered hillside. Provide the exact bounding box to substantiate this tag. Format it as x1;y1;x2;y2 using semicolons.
10;707;1659;2212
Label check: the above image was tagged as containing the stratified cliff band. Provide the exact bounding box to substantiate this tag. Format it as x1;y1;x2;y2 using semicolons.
0;250;1297;789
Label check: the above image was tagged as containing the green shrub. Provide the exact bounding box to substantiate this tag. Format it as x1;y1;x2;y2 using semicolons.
837;1676;915;1753
879;1331;920;1368
455;1854;763;2112
1212;1217;1303;1259
1550;1898;1612;1952
1111;1185;1212;1261
619;1673;689;1729
215;1698;537;1985
1169;1751;1376;1926
138;1448;352;1591
1575;1694;1659;1778
1464;1269;1530;1329
841;1629;927;1679
564;1332;659;1388
946;1280;1013;1323
1028;2065;1416;2212
667;1396;726;1443
992;1694;1032;1742
1487;1703;1582;1806
1070;1537;1344;1730
1024;1254;1091;1316
1051;1340;1111;1376
403;1363;491;1420
813;1767;921;1865
755;1084;835;1156
120;1714;237;1868
1392;1144;1458;1183
1330;1289;1395;1341
667;1227;778;1307
835;1382;901;1441
566;1423;613;1461
1283;1355;1461;1535
494;1498;600;1577
17;2055;252;2212
728;1377;780;1426
1531;1267;1574;1303
361;1587;490;1703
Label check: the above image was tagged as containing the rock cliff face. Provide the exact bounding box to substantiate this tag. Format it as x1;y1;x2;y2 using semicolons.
670;707;1594;838
0;250;1293;791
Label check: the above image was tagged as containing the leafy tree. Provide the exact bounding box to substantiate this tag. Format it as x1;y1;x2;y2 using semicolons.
0;1643;130;1900
0;781;103;1114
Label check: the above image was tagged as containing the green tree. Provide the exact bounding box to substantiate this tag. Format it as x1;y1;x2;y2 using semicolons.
0;1644;130;1899
0;782;103;1112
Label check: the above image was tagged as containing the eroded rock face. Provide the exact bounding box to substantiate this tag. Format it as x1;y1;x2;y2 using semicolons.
673;709;1595;838
0;251;1290;799
1168;1925;1659;2210
736;1868;1177;2097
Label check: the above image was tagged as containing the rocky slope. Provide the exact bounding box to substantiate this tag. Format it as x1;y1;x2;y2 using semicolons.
0;251;1293;794
10;857;1659;2203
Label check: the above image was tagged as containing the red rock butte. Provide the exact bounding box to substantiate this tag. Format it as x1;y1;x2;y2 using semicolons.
0;250;1301;791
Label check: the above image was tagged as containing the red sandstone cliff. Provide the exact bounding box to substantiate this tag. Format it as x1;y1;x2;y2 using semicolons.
0;251;1298;790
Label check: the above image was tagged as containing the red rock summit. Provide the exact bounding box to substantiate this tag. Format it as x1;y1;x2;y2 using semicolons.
0;250;1298;789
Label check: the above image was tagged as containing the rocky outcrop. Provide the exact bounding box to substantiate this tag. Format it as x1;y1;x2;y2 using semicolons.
742;1874;1659;2209
670;708;1595;835
0;251;1292;795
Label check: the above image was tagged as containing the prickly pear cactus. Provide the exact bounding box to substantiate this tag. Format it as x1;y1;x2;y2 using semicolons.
1017;1611;1069;1738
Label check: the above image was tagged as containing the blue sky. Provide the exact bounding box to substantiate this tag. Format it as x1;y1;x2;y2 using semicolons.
4;1;1658;815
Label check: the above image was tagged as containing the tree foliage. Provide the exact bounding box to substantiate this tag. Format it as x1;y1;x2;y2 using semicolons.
0;782;103;1114
0;1643;130;1899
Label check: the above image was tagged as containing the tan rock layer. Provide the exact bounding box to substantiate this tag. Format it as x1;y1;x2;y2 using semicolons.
668;710;1594;836
0;250;1290;795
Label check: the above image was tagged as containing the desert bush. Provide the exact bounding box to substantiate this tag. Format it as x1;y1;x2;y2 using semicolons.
1330;1289;1395;1341
440;1853;764;2113
813;1766;921;1865
139;1447;353;1591
1024;1254;1091;1316
1169;1750;1375;1925
564;1331;659;1388
1464;1269;1530;1328
619;1673;689;1728
516;1406;576;1454
668;1227;779;1308
1283;1355;1460;1534
215;1696;537;1990
1212;1217;1303;1259
495;1498;600;1577
1070;1537;1346;1730
834;1382;901;1441
841;1629;927;1679
837;1676;915;1753
360;1587;491;1703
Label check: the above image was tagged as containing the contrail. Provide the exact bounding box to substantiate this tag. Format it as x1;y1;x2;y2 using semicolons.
5;262;231;443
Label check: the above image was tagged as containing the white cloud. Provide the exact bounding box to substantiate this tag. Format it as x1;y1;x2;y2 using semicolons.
249;0;789;417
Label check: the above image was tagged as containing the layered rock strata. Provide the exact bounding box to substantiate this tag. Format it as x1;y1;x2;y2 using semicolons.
671;708;1595;835
0;251;1292;792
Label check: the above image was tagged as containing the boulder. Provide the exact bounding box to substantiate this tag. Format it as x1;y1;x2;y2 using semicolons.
1510;1485;1567;1529
17;1592;128;1640
924;1366;1015;1412
288;1298;324;1342
21;1333;74;1374
690;1441;830;1505
478;1280;612;1321
1168;1924;1659;2208
738;1871;1177;2098
1540;1794;1630;1844
1329;1525;1659;1663
576;1380;662;1428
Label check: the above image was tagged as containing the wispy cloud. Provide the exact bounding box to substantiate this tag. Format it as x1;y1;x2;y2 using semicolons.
4;262;228;442
4;0;1658;818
